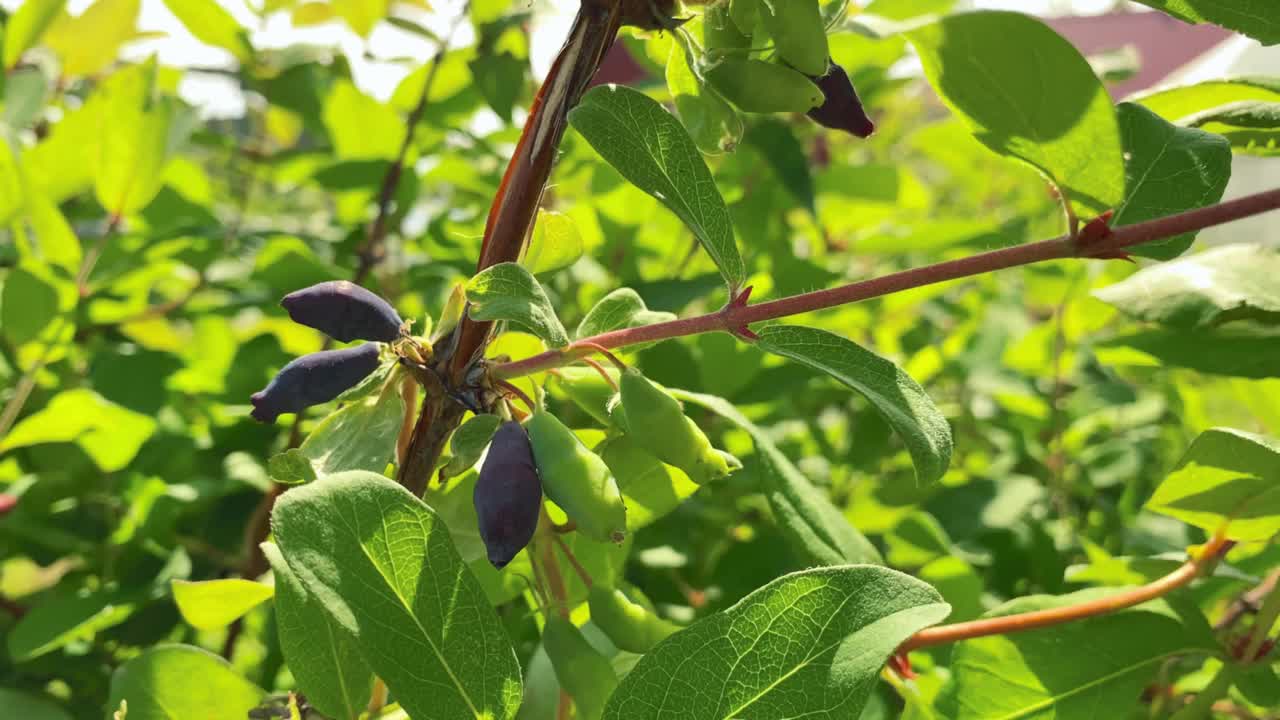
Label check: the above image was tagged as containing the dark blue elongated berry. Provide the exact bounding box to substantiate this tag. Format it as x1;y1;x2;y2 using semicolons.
474;421;543;569
806;61;875;138
250;344;381;423
281;281;404;343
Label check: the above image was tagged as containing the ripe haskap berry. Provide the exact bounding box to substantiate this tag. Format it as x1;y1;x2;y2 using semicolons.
281;281;403;343
806;62;875;138
250;344;381;423
474;421;543;569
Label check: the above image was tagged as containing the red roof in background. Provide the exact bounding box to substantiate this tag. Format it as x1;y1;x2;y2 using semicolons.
1045;12;1233;97
592;10;1236;98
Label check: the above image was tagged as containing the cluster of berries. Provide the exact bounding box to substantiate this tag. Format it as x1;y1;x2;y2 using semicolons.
250;281;404;424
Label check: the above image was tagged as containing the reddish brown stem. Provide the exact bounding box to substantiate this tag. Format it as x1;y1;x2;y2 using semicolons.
900;534;1234;652
496;188;1280;379
497;379;536;414
579;358;619;390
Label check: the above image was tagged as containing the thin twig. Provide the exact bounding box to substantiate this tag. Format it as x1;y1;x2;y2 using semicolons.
496;188;1280;379
579;358;619;390
553;533;593;588
497;380;536;414
577;342;627;372
900;534;1234;652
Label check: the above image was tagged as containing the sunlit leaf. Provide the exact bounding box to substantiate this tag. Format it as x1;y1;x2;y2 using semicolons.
575;288;676;341
1095;244;1280;328
1146;427;1280;541
271;471;523;720
44;0;143;78
262;542;374;720
908;11;1124;218
524;210;583;275
943;593;1216;718
108;645;266;720
171;579;274;630
756;325;953;485
570;84;746;292
1130;0;1279;45
160;0;253;62
1112;103;1231;259
0;389;157;472
3;0;67;68
603;566;949;719
467;262;570;347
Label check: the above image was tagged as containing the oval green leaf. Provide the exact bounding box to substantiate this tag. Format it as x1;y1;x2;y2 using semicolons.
603;566;949;719
755;325;953;485
271;470;522;720
907;11;1124;218
467;262;571;348
262;542;374;720
569;84;746;293
108;644;266;720
172;578;273;630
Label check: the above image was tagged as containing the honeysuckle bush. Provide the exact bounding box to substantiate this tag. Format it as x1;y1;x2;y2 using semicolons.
1;1;1279;719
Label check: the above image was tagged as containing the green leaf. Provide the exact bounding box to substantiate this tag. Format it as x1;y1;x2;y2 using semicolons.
160;0;253;62
745;118;816;214
330;0;390;37
0;141;24;226
469;51;524;123
108;644;266;720
3;0;67;68
467;262;570;348
1145;427;1280;542
1183;100;1280;157
25;194;81;272
267;449;318;486
1;265;62;346
1112;103;1232;260
1104;324;1280;378
295;384;403;479
1131;1;1280;45
575;288;676;340
271;471;523;720
24;86;101;202
442;413;502;480
262;542;374;720
679;391;883;565
944;593;1217;719
0;389;157;472
602;566;949;719
0;689;71;720
322;79;404;160
1135;77;1280;122
908;11;1124;218
7;588;141;661
755;325;953;485
1095;244;1280;328
94;61;184;216
171;579;274;630
43;0;142;78
524;210;584;275
569;84;746;292
666;40;743;154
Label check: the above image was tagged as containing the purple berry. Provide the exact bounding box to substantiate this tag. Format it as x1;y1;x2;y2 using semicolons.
806;62;875;138
281;281;403;343
250;344;381;423
474;421;543;569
